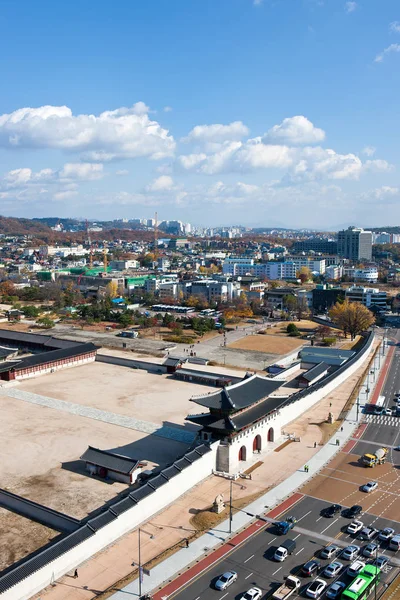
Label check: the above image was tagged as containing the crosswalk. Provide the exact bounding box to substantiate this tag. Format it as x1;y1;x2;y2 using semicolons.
364;413;400;426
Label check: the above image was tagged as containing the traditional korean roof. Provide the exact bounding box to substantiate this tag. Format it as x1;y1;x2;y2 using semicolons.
187;394;288;433
80;446;141;475
190;374;282;412
299;362;329;382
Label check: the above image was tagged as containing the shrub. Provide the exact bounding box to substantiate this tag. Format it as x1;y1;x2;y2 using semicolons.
286;322;300;336
323;337;337;346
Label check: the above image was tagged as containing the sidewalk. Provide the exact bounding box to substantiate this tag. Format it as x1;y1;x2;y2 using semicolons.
34;339;386;600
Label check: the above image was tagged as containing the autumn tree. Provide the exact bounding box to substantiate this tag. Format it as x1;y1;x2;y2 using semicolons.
0;281;16;297
105;281;119;299
296;266;313;284
329;299;375;340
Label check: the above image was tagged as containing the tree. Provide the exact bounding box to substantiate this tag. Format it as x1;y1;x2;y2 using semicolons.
296;266;312;284
37;316;55;329
283;294;297;312
286;322;300;336
329;299;375;340
316;325;332;339
106;281;119;299
0;281;16;297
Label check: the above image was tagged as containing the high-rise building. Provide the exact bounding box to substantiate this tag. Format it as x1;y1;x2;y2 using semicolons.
337;227;372;261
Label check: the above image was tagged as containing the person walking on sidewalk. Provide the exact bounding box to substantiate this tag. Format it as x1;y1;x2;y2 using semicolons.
314;441;317;448
74;569;78;579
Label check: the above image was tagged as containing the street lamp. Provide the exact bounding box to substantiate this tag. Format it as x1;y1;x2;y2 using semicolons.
228;479;246;534
137;527;154;598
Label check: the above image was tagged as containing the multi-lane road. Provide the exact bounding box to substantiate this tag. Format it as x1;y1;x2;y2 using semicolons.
167;333;400;600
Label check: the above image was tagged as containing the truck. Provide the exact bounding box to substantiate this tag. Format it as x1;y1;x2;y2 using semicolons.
272;575;301;600
276;516;297;535
361;447;388;467
116;330;139;339
274;539;297;561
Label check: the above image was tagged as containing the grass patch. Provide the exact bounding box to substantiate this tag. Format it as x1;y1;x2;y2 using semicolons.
310;420;342;445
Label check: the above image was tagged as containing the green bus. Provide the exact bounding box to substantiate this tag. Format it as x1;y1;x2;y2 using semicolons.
342;565;381;600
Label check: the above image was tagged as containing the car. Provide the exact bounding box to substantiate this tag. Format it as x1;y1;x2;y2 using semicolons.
395;446;400;451
241;588;263;600
302;560;322;577
347;520;364;535
373;556;389;570
341;545;361;560
324;561;343;578
379;527;395;542
359;527;378;541
363;543;379;558
214;571;238;590
384;408;393;415
306;578;327;599
323;504;342;518
347;560;366;577
344;505;363;518
374;406;384;415
320;544;340;559
326;581;346;600
362;481;378;493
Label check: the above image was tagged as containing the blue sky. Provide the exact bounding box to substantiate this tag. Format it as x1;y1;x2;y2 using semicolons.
0;0;399;229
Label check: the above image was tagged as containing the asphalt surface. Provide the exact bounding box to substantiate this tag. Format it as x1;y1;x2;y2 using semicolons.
170;332;400;600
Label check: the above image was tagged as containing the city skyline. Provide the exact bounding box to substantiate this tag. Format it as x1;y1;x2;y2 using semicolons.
0;0;399;227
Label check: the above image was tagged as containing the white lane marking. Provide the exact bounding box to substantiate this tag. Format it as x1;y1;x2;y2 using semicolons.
321;517;339;534
268;537;277;545
195;597;200;600
316;516;322;522
244;554;254;563
298;511;312;521
294;534;301;540
245;572;254;580
273;567;282;575
220;594;229;600
296;547;305;555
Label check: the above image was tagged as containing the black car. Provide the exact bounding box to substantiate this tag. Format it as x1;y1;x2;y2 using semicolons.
302;560;322;577
343;505;362;518
323;504;342;518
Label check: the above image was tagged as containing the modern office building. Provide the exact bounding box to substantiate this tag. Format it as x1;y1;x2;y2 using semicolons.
337;227;373;261
292;240;338;254
345;286;387;309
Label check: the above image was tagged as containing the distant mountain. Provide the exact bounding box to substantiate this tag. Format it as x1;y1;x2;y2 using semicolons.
0;216;53;236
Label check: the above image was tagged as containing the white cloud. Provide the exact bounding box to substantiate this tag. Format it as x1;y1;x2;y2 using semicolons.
146;175;175;192
375;43;400;63
361;186;399;203
116;169;129;176
163;106;173;112
345;2;357;13
362;146;376;156
184;121;249;144
390;21;400;34
178;152;208;170
59;162;104;181
253;0;263;5
263;116;325;145
364;159;394;173
53;190;79;201
0;103;175;161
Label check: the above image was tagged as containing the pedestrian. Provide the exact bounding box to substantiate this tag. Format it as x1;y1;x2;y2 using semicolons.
336;438;340;446
330;402;332;408
314;441;317;448
185;539;189;548
74;569;78;579
341;426;344;432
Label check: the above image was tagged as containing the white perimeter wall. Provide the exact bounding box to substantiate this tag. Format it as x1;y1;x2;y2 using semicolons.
2;443;218;600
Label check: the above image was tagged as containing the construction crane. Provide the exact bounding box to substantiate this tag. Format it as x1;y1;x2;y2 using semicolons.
154;212;158;271
85;219;93;269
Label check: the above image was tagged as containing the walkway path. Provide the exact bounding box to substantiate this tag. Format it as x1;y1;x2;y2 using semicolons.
2;387;196;444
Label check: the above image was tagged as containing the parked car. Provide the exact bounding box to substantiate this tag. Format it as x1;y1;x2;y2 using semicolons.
323;504;342;518
306;579;327;599
362;481;378;493
241;588;263;600
344;505;363;518
359;527;378;541
342;545;360;560
379;527;395;542
347;560;366;577
324;561;343;578
302;560;322;577
320;545;340;559
326;581;346;600
347;520;364;535
373;556;389;570
384;408;393;415
363;543;379;558
215;571;238;590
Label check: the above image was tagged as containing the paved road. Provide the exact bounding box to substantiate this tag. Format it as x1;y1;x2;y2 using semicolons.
168;332;400;600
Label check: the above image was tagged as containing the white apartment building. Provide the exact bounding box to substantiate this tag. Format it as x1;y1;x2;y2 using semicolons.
222;259;297;280
345;286;387;309
326;265;343;280
343;266;379;283
288;258;326;275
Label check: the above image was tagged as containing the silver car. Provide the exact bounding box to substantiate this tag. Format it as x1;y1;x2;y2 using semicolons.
215;571;238;590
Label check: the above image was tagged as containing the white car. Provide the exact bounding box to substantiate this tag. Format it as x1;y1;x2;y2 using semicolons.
347;520;364;535
306;578;327;599
214;571;238;590
362;481;378;493
384;408;393;415
341;545;360;560
241;588;263;600
347;560;366;577
379;527;395;541
324;561;343;578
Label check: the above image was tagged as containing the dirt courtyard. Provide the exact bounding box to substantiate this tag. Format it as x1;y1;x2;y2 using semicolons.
228;334;304;355
17;361;215;426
